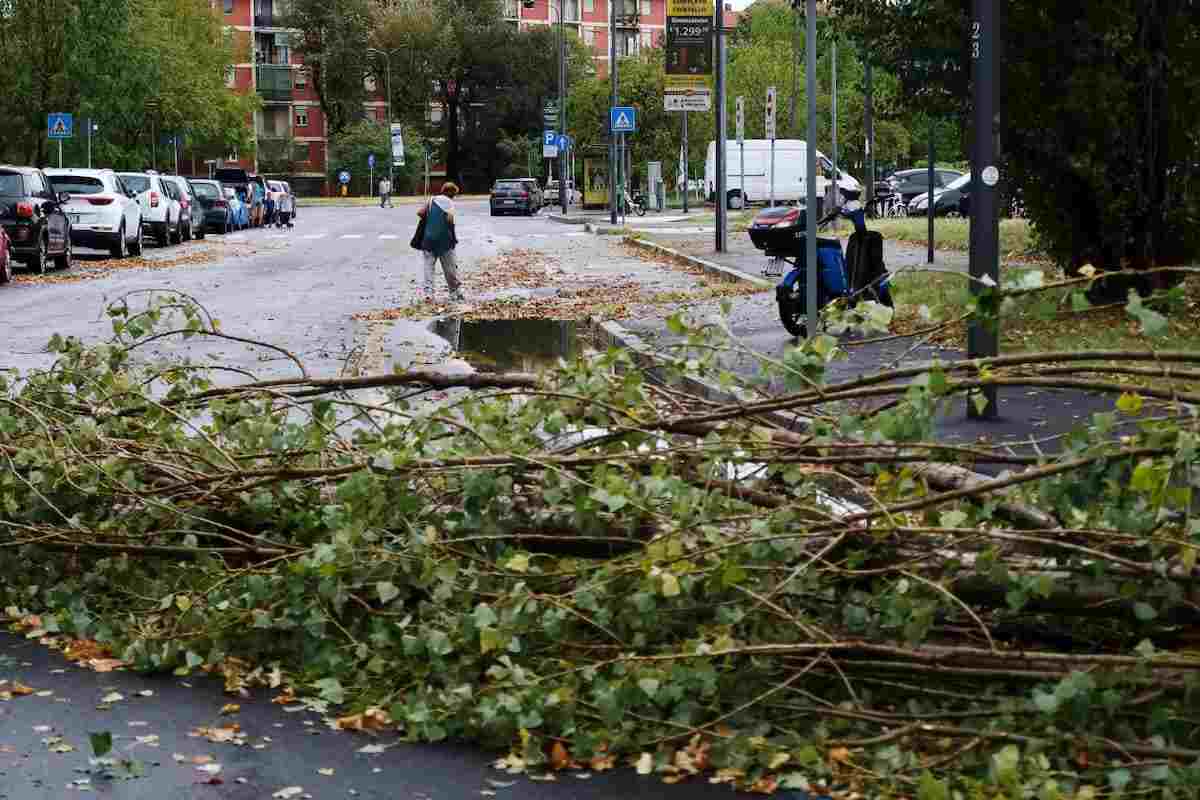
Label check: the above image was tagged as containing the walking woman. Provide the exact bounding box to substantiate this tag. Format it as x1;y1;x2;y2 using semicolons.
417;182;464;303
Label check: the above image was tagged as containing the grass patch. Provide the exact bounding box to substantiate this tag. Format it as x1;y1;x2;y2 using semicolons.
890;266;1200;392
871;217;1038;257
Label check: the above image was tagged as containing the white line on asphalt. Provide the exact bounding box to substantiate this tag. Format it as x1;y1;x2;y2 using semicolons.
340;234;364;239
303;233;326;239
565;232;588;237
379;234;399;240
266;234;287;239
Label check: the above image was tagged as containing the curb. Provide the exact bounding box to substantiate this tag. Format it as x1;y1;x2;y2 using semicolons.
546;214;594;225
626;238;773;290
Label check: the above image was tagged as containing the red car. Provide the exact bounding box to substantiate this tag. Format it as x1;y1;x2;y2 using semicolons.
0;226;12;285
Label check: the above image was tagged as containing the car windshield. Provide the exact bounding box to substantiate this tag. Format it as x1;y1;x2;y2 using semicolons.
192;183;220;199
49;175;105;195
494;181;524;190
121;175;151;193
944;173;972;191
0;173;25;197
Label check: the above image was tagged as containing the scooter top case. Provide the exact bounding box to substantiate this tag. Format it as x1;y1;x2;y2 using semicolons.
748;207;842;258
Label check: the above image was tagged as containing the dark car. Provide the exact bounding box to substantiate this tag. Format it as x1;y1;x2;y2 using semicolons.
163;176;205;240
0;166;73;274
188;179;233;234
909;172;973;217
886;168;964;205
490;179;538;216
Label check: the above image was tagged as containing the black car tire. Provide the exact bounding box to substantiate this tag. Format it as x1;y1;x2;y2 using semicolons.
110;223;128;259
195;222;205;240
182;219;191;242
27;236;47;275
0;253;11;285
778;290;808;338
53;237;72;271
170;216;182;244
129;222;144;256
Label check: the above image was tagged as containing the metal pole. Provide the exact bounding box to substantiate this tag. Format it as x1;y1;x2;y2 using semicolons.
865;51;874;211
789;8;799;133
58;140;62;169
770;138;775;207
682;111;688;214
386;52;394;186
928;119;935;264
968;0;1001;419
87;119;92;169
805;0;818;339
740;141;745;207
831;37;838;209
558;0;567;215
714;0;727;252
609;0;618;225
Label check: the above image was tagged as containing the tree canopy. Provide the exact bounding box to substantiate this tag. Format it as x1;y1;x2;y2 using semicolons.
0;0;256;169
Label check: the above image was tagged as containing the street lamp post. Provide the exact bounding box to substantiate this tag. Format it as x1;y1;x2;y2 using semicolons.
367;47;398;188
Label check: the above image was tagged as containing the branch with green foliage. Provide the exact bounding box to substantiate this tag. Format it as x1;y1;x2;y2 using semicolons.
2;281;1200;796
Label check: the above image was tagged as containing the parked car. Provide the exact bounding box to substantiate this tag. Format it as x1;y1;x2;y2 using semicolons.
516;178;544;210
909;172;973;216
543;178;581;207
0;165;73;274
490;179;539;216
188;180;232;233
161;175;205;240
117;171;181;247
46;168;144;258
885;168;964;205
0;226;12;284
223;186;249;230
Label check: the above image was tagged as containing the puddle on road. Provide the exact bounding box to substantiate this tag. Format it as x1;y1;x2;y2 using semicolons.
429;318;583;372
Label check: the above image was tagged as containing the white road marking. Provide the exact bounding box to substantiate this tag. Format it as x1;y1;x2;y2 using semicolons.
379;234;399;240
565;232;588;237
303;233;326;239
266;234;287;239
340;234;365;239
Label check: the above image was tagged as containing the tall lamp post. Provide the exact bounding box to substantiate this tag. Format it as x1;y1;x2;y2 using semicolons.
367;47;399;188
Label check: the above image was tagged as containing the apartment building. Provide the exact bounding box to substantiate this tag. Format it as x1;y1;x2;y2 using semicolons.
503;0;738;76
203;0;388;194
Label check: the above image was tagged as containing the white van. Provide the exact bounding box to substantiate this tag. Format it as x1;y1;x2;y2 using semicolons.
704;139;861;207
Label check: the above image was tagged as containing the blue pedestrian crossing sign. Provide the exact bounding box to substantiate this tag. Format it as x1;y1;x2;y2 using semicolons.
368;153;376;169
610;107;636;133
48;113;73;140
338;170;351;185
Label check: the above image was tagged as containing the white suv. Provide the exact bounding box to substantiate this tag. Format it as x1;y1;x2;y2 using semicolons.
45;168;144;259
117;171;182;247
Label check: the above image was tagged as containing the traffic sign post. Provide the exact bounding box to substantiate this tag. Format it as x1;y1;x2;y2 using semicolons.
368;154;375;197
48;113;73;168
543;130;559;159
766;86;777;207
735;96;745;208
665;0;714;112
609;107;636;134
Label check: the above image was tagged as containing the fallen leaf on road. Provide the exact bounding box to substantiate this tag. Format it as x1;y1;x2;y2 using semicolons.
635;752;654;775
100;691;125;704
220;703;241;715
549;741;571;770
357;743;387;754
334;706;391;732
318;767;335;776
273;787;305;799
197;763;222;774
11;682;36;696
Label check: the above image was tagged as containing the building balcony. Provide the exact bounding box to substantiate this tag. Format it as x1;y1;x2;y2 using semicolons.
255;12;275;28
256;65;293;102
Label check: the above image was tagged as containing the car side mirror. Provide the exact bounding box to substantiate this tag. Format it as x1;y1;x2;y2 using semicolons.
57;191;70;205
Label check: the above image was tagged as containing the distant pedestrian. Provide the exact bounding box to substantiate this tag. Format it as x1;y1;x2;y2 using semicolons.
417;182;463;303
379;177;393;208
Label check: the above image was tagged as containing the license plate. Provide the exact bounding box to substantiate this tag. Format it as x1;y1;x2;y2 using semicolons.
762;258;786;277
503;200;515;205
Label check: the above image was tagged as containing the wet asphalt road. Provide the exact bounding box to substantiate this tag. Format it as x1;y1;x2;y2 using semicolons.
0;200;592;380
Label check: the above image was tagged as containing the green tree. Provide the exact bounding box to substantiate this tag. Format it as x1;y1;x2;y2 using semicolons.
284;0;372;137
327;119;426;196
832;0;1200;280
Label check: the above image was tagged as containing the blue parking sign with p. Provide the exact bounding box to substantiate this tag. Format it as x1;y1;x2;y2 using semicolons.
544;131;558;147
48;113;73;139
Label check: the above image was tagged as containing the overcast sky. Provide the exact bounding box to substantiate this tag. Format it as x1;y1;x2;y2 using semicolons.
728;0;757;8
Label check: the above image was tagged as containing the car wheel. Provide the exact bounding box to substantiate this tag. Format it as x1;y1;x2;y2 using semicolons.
195;222;205;240
129;222;144;256
170;216;182;244
182;219;191;242
111;223;128;259
0;253;11;285
27;236;47;275
53;236;72;271
155;221;170;247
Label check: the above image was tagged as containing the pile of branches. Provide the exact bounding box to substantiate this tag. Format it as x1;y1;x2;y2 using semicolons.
2;292;1199;797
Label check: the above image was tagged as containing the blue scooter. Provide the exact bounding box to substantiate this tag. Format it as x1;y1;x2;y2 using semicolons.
748;195;893;337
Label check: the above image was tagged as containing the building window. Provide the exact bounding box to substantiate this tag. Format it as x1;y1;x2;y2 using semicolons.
294;67;307;87
584;0;593;11
295;110;309;127
619;29;638;56
583;26;595;45
640;0;650;14
224;0;233;13
563;0;579;20
225;65;236;88
502;0;518;18
640;29;651;49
